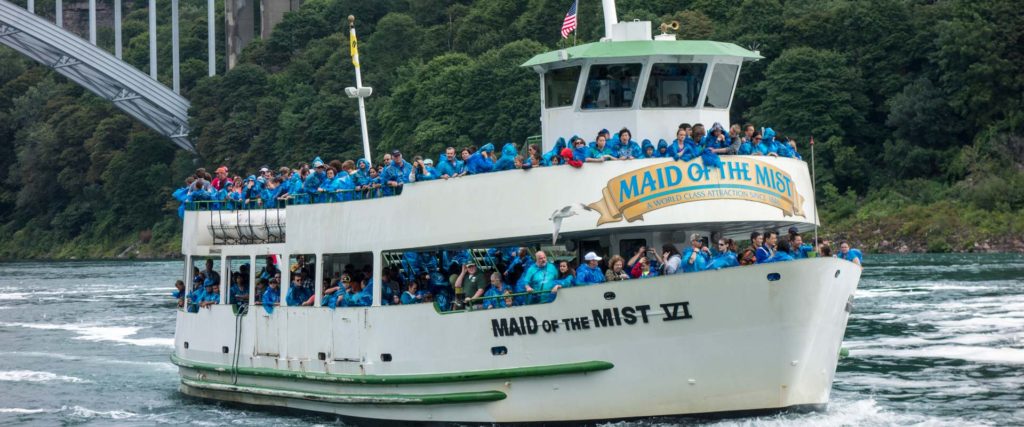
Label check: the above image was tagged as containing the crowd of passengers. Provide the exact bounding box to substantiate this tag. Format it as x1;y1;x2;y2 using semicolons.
171;122;804;214
173;229;863;311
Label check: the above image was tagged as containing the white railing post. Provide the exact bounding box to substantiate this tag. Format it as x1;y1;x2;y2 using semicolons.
148;0;157;79
171;0;180;93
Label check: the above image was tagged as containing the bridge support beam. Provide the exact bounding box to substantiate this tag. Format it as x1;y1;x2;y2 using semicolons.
224;0;254;70
260;0;300;39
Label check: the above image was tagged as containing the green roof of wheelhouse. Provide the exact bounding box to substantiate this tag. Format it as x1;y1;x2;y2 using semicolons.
522;40;762;67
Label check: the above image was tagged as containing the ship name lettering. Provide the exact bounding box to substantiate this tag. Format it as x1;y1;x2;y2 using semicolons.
660;301;693;321
491;316;540;337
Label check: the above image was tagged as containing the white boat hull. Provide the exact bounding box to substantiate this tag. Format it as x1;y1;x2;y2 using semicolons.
173;257;859;423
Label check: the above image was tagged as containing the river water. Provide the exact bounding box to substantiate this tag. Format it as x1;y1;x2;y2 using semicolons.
0;254;1020;426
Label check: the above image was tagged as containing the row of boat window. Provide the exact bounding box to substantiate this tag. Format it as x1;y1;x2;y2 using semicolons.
172;232;863;312
173;124;804;213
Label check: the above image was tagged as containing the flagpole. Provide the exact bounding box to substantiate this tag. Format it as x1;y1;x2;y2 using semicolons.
349;15;372;167
810;136;818;248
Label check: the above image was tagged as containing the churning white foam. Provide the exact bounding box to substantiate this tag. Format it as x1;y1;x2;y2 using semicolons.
63;405;136;420
0;322;173;347
0;370;89;383
0;408;48;414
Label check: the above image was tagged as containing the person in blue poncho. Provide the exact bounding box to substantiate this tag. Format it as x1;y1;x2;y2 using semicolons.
380;150;413;196
587;134;616;162
542;260;575;304
774;135;802;159
838;241;863;265
173;178;192;218
756;230;777;263
739;131;759;155
615;128;640;160
229;273;249;306
542;138;567;166
575;252;606;285
640;139;655;158
480;272;510;309
705;122;737;154
316;167;339;203
789;233;814;259
413;157;439;181
681;234;710;273
333;161;356;201
518;251;557;305
320;278;342;308
656;139;670;158
172;280;186;308
707;238;740;270
466;143;496;174
286;273;313;307
678;126;702;162
493;143;518;171
198;279;220;308
758;128;780;156
401;281;423;305
301;159;327;202
261;279;281;313
765;239;795;263
437;147;466;178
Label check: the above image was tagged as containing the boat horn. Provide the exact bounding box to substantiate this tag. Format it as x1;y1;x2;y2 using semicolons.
659;20;680;34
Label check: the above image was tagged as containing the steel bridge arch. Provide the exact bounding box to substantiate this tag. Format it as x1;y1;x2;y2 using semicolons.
0;0;195;152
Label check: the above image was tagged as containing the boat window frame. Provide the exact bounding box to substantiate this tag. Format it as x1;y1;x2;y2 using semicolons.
543;65;584;110
322;252;375;309
703;62;741;110
578;61;645;111
640;62;710;109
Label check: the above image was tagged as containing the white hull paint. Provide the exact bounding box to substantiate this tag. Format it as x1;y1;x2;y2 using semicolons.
173;257;859;423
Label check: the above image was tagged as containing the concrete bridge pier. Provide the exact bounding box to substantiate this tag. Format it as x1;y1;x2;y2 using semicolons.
225;0;301;70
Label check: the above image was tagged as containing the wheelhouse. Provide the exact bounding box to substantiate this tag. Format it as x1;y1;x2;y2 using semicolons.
522;21;761;152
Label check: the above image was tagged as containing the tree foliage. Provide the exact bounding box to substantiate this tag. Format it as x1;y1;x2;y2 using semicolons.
0;0;1023;257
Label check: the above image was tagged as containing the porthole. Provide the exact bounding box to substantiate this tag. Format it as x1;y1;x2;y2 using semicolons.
183;341;189;349
318;352;327;361
381;353;393;362
221;346;229;354
491;346;508;356
835;270;841;278
767;273;781;281
604;292;616;300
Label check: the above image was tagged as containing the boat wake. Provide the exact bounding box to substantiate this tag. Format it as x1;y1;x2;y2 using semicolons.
0;322;173;347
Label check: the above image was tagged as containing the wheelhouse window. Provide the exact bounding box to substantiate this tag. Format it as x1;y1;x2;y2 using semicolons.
642;63;707;108
581;63;642;109
544;66;581;108
704;63;739;109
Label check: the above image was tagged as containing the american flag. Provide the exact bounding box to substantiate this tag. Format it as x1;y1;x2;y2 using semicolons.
561;0;578;39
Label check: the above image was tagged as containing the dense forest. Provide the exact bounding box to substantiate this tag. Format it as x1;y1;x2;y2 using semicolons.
0;0;1022;259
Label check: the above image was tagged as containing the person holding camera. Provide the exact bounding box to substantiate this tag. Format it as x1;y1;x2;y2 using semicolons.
681;234;710;273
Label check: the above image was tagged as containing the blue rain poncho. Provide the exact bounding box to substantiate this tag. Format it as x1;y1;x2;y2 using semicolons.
640;139;655;158
172;187;189;218
575;264;605;285
765;251;795;263
200;285;220;305
517;262;557;304
286;284;312;307
400;290;422;305
587;143;615;160
435;152;465;177
381;159;413;196
335;171;356;201
760;128;780;156
542;274;575;304
840;248;864;264
680;248;709;273
756;245;773;263
791;244;814;259
656;139;671;158
707;251;739;270
482;283;510;309
353;159;372;188
415;164;440;181
466;143;496;174
701;148;723;169
616;139;640;159
542;138;567;166
679;139;702;162
229;284;248;305
494;143;518;171
261;287;280;313
738;139;755;155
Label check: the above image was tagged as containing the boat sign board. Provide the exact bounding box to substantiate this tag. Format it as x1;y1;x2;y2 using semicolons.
587;158;805;226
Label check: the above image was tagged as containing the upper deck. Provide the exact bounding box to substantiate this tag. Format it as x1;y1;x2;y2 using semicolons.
182;156;817;257
521;21;761;152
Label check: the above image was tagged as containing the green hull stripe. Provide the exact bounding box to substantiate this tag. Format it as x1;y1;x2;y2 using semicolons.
171;354;613;385
182;378;506;405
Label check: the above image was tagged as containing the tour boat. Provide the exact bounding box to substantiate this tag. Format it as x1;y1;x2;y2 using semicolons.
172;6;861;423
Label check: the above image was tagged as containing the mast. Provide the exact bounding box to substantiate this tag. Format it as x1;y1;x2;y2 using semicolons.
601;0;617;40
347;15;373;167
